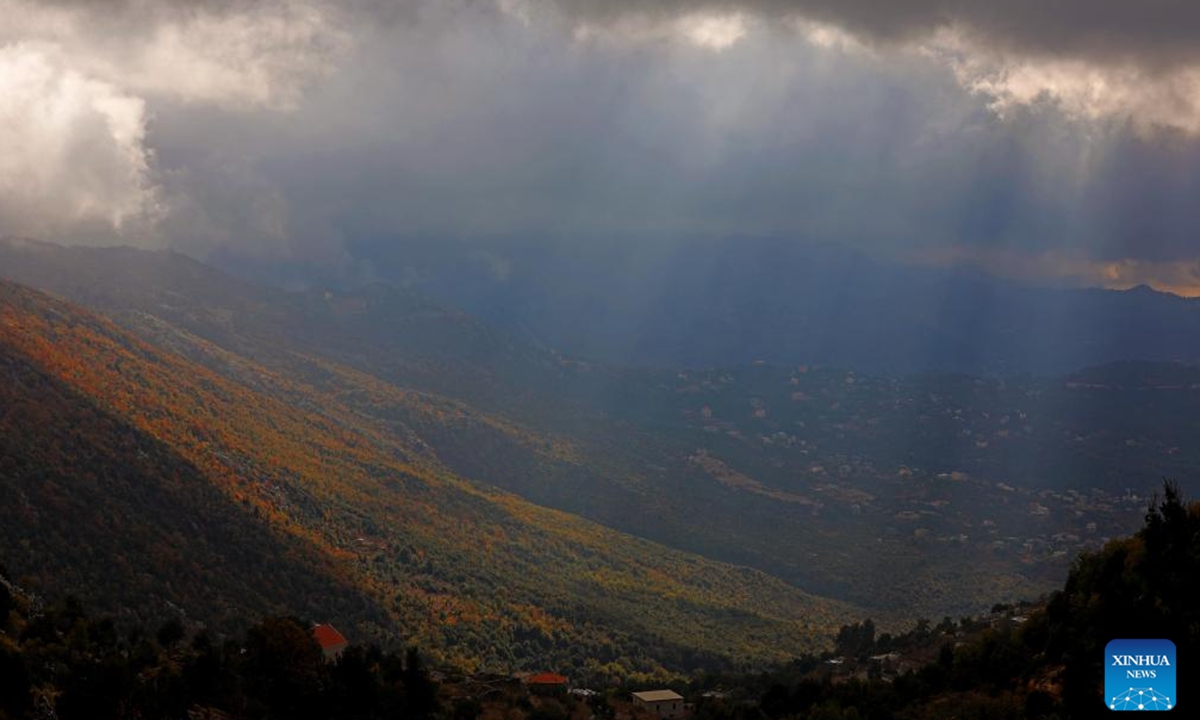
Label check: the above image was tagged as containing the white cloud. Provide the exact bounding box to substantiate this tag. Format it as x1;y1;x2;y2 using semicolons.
678;12;749;51
791;19;867;54
97;3;347;109
567;9;751;52
922;28;1200;135
0;45;160;241
0;0;348;109
0;0;348;245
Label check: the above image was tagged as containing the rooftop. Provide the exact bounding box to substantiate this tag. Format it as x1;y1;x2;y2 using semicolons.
312;623;348;650
633;690;683;703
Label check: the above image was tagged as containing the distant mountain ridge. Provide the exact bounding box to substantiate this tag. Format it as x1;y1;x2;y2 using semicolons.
344;236;1200;374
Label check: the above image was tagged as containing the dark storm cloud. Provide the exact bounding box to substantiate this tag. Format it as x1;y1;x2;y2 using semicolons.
222;11;1195;255
546;0;1200;70
537;0;1200;137
7;0;1200;291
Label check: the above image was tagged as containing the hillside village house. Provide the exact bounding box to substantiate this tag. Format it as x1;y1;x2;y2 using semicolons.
632;690;685;718
312;623;349;661
526;672;569;696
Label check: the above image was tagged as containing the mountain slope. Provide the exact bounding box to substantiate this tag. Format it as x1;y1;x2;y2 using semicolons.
0;330;380;632
0;278;859;673
0;239;1157;619
0;238;565;419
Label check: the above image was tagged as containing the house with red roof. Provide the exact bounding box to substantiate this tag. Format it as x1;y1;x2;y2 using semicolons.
526;672;568;695
312;623;349;661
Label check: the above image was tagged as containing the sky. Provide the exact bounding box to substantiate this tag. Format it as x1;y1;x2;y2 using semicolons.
4;0;1200;294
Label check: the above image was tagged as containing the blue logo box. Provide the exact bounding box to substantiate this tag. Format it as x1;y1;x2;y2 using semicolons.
1105;639;1176;711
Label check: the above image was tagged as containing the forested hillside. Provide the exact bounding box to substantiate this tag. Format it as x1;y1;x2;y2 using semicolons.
0;279;857;674
0;337;383;632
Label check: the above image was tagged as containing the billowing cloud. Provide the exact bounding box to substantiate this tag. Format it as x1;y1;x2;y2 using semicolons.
0;44;158;242
0;0;347;108
925;30;1200;135
0;0;345;243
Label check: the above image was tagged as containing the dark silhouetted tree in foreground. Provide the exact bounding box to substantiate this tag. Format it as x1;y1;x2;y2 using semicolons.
0;590;441;720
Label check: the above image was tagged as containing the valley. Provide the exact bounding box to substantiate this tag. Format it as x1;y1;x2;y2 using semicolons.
0;240;1166;649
